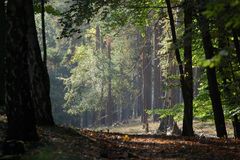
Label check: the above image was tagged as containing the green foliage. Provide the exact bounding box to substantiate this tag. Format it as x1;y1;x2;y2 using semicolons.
193;82;213;121
34;3;61;16
147;104;184;121
33;0;240;129
205;0;240;29
198;54;223;68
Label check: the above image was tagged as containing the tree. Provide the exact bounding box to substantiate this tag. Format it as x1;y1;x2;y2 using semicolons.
106;38;114;126
197;0;227;138
165;0;194;136
182;0;194;136
153;25;162;122
29;6;55;126
5;0;39;141
142;26;152;133
0;0;6;110
136;32;144;121
41;0;47;65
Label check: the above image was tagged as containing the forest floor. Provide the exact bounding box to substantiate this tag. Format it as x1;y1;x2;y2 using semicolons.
1;116;240;160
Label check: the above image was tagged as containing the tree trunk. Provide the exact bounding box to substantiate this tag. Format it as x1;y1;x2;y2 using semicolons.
136;32;144;121
0;0;6;108
26;0;54;126
41;0;47;65
193;67;202;97
165;0;194;136
106;39;113;126
232;115;240;139
153;25;162;122
143;26;152;132
95;25;103;127
96;25;101;50
197;0;227;137
5;0;38;141
158;50;176;133
182;0;194;136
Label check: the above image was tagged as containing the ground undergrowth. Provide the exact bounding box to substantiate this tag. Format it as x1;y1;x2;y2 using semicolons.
0;117;239;160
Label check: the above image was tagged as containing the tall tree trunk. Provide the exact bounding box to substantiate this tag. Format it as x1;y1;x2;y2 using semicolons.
153;25;162;122
99;36;106;126
106;39;113;126
5;0;38;141
165;0;194;136
193;67;202;97
158;51;176;133
197;0;227;137
143;26;152;132
96;25;101;51
27;0;54;126
41;0;47;65
232;115;240;139
95;25;103;126
182;0;194;136
0;0;6;108
136;32;144;121
231;30;240;138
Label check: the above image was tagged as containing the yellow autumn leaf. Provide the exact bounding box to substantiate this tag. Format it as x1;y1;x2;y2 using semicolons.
122;135;130;142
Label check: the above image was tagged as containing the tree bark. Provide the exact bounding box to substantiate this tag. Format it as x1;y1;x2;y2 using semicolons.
197;0;227;137
96;25;101;50
165;0;194;136
5;0;38;141
143;26;152;132
41;0;47;65
232;115;240;139
106;39;113;126
26;0;54;126
136;32;144;121
0;0;6;108
153;25;162;122
182;0;194;136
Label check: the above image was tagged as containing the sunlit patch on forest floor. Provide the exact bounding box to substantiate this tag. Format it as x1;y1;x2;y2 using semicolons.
0;116;239;160
93;118;234;137
21;127;240;159
1;125;239;159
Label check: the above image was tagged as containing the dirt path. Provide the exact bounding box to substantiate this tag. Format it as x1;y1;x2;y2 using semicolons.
1;126;240;160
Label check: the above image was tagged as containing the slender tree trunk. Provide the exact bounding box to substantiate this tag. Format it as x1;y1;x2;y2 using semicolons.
143;26;152;133
0;0;6;108
165;0;194;136
136;32;144;121
182;0;194;136
197;0;227;137
27;0;54;126
5;0;38;141
153;25;162;122
95;25;103;127
193;67;202;97
106;39;113;126
41;0;47;65
96;25;101;50
231;30;240;138
137;66;144;120
233;115;240;139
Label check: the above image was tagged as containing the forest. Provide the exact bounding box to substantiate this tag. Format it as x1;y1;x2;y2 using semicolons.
1;0;240;159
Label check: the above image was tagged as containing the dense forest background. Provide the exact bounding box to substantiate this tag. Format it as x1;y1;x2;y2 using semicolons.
35;0;240;138
1;0;240;143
